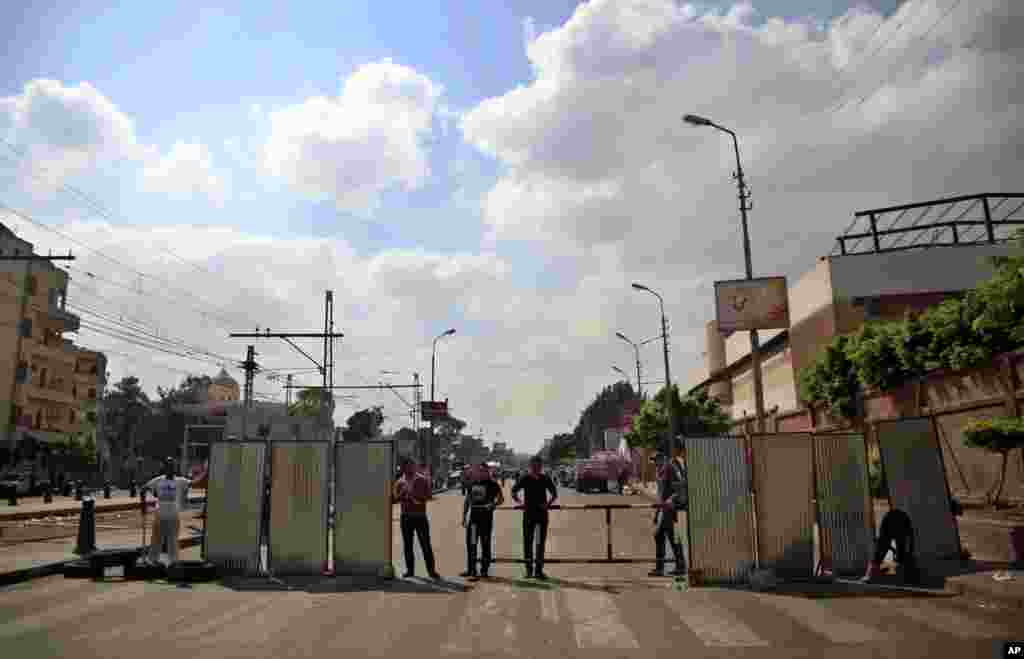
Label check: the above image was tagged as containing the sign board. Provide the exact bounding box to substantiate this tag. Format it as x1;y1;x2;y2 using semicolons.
714;276;790;333
420;400;448;421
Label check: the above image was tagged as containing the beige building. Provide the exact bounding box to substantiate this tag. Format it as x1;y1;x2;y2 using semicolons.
0;223;106;471
205;368;240;402
684;193;1022;426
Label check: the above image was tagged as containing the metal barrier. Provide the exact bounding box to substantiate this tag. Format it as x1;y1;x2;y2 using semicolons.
484;504;661;564
750;433;815;578
877;417;961;561
813;433;874;576
334;441;394;576
267;441;330;575
205;440;267;576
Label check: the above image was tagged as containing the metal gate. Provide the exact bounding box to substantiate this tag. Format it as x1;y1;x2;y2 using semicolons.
751;433;815;578
813;433;874;576
205;440;267;575
686;435;756;584
334;441;393;576
268;440;330;575
877;417;961;561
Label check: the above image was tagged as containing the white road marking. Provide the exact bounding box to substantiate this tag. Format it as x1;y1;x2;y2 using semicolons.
662;591;769;647
755;593;889;644
564;589;639;649
441;584;518;655
881;598;1017;639
540;588;560;624
0;582;150;639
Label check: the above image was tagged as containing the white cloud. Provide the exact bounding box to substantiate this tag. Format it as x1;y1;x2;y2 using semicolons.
263;59;443;211
140;141;227;204
0;79;145;193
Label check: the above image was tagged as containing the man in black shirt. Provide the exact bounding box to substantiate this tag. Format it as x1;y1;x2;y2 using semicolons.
511;456;558;580
461;462;504;579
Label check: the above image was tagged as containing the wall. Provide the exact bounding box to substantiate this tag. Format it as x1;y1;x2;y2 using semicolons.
828;243;1013;300
729;347;798;420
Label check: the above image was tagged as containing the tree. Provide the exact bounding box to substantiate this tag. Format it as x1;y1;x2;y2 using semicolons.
289;387;332;418
102;376;151;471
573;381;641;456
625;398;668;452
962;416;1024;508
341;406;384;442
156;375;209;411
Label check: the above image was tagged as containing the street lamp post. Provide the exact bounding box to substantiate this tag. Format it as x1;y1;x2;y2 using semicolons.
611;365;632;391
684;113;766;433
615;331;644;398
429;329;456;476
631;283;678;454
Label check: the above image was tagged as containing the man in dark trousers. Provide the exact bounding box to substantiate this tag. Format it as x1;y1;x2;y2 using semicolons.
511;456;558;580
461;462;504;579
393;456;440;580
650;444;687;577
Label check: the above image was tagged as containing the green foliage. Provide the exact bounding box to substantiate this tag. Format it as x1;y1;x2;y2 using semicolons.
800;237;1024;418
962;416;1024;454
289;388;332;417
625;398;668;451
572;381;641;454
341;406;384;442
798;335;859;419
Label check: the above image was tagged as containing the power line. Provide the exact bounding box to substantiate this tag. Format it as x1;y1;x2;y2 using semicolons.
0;200;250;328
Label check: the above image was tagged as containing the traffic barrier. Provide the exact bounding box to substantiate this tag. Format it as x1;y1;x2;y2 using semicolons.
334;441;394;577
750;433;815;579
74;498;96;556
483;504;661;564
205;441;266;576
267;441;330;576
813;433;874;576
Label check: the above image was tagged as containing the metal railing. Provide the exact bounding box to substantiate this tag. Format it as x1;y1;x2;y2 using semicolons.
477;503;664;565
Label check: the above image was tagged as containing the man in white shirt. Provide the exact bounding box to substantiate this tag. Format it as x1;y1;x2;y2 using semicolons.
143;457;206;564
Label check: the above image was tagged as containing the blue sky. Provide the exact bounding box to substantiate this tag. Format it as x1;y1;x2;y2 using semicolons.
4;0;1016;453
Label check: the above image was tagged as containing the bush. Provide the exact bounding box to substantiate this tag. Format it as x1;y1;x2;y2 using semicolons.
798;335;859;419
962;416;1024;507
844;321;910;391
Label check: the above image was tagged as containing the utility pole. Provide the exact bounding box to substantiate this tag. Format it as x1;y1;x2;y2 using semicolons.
1;251;75;451
237;345;259;440
285;374;293;408
229;291;344;441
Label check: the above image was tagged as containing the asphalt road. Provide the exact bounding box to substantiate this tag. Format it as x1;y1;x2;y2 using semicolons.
1;483;1020;659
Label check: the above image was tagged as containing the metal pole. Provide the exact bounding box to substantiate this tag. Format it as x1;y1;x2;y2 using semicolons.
655;292;678;454
728;128;766;434
430;340;437;470
634;343;642;399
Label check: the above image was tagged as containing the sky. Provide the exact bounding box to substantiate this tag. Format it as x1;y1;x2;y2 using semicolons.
1;0;1020;455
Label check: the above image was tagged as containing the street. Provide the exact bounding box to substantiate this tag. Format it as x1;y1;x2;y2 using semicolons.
1;482;1020;658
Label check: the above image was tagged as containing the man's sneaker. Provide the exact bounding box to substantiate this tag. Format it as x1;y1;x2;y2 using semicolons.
648;568;665;577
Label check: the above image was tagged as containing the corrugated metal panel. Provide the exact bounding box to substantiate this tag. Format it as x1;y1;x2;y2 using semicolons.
751;433;815;578
813;433;873;576
268;441;329;575
877;417;960;560
334;441;393;577
206;441;266;575
686;436;756;584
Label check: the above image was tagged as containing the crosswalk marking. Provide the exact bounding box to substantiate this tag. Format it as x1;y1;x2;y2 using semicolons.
881;598;1016;639
564;589;639;649
540;588;560;624
441;584;518;654
662;590;769;647
0;582;150;640
754;592;890;644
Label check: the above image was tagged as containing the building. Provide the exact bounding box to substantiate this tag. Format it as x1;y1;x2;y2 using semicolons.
205;368;240;402
685;193;1023;428
0;223;107;475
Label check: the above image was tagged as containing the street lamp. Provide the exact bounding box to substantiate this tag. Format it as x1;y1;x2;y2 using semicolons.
615;331;644;398
683;112;765;433
631;283;678;454
429;328;456;475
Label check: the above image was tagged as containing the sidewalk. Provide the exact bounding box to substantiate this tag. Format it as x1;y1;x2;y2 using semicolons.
0;490;207;521
633;481;1024;608
0;511;202;587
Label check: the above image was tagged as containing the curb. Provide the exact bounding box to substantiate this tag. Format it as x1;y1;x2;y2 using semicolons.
0;496;206;522
0;535;202;588
950;577;1024;609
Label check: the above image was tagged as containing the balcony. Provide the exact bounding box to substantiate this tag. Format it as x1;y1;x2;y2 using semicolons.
24;383;77;406
30;341;78;367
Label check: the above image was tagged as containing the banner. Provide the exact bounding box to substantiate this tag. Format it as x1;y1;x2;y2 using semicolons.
714;276;790;333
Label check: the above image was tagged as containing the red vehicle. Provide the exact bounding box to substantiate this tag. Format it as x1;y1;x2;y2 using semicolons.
575;451;630;493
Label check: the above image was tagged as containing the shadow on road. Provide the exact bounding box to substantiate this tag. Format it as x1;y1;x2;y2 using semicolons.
217;574;473;594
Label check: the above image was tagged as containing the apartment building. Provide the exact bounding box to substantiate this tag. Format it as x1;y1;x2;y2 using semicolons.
0;223;107;471
684;193;1023;426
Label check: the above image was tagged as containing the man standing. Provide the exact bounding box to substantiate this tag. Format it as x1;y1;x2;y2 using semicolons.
461;462;504;579
650;443;687;577
393;456;440;580
511;456;558;580
143;458;205;565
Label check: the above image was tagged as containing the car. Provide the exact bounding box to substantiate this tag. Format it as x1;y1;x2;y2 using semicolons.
0;473;31;496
